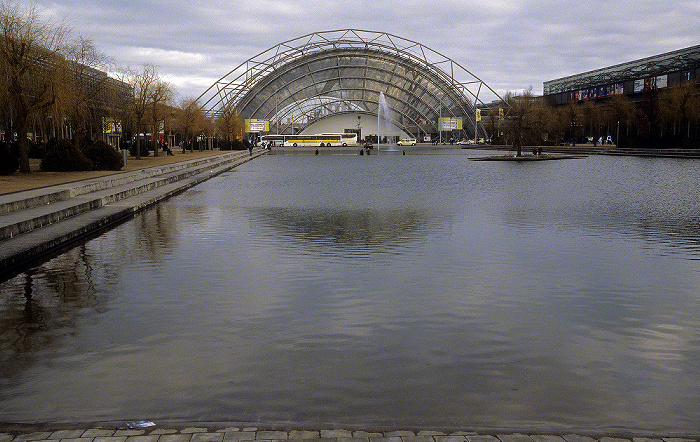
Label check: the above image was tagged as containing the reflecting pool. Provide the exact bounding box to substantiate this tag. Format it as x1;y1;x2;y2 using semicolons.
2;150;700;433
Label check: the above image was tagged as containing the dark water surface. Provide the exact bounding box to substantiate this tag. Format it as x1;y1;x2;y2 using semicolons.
2;150;700;432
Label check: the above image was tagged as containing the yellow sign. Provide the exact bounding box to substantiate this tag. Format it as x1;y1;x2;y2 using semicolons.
245;119;270;133
102;117;122;134
499;108;504;121
439;118;462;131
475;109;481;122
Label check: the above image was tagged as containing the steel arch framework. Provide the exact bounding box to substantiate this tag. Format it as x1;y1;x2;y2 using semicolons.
197;29;503;137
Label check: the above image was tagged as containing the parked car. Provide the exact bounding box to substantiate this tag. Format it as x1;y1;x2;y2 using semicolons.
456;139;473;145
397;138;416;146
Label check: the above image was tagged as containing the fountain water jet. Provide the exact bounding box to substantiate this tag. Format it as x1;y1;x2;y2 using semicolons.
378;92;401;150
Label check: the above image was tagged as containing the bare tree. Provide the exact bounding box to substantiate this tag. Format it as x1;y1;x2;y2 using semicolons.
660;81;700;141
123;64;161;159
503;89;538;156
216;102;244;144
603;93;634;145
148;79;173;156
0;1;69;172
175;97;205;152
61;37;111;148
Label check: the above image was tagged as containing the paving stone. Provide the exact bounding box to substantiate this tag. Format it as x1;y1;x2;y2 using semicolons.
338;438;368;442
386;434;415;439
0;434;13;442
498;434;533;442
224;433;255;442
435;436;467;442
563;436;597;442
418;433;446;437
217;430;240;434
353;433;382;439
599;438;631;442
467;436;501;442
159;436;192;442
321;431;352;439
531;437;566;442
50;431;86;440
14;433;54;441
256;432;287;441
369;438;403;442
632;438;663;442
82;430;116;438
242;431;258;434
289;432;320;440
150;430;178;435
114;432;145;437
449;435;477;438
192;434;224;442
182;430;208;435
93;437;127;442
662;439;694;442
125;436;160;442
401;437;435;442
60;438;95;442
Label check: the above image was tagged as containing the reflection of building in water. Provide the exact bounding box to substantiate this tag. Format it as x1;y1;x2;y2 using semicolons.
244;207;444;260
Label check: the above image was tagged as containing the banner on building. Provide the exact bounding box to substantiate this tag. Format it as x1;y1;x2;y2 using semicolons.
439;118;462;131
245;119;270;133
575;83;625;101
102;118;122;134
634;75;668;93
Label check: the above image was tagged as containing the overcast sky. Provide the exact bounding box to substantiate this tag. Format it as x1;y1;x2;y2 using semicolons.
35;0;699;100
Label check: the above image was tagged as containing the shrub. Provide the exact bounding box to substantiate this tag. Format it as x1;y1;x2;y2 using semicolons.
28;140;46;159
40;139;94;171
84;140;124;170
220;138;250;151
0;142;19;175
129;139;151;157
231;139;246;150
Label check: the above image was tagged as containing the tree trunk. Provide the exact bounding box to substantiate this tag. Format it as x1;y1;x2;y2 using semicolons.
135;124;141;160
17;118;31;173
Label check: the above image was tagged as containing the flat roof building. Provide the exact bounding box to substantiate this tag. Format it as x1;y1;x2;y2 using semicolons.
543;45;700;105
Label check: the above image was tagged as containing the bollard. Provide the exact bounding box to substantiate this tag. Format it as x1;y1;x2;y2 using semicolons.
121;149;128;166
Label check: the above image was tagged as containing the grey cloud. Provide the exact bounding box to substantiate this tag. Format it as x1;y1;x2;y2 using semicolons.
35;0;700;99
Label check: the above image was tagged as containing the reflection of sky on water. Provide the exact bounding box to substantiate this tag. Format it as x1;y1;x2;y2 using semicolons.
1;152;700;431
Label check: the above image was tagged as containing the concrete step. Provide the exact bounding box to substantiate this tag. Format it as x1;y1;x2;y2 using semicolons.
0;152;262;274
0;151;254;241
0;151;250;215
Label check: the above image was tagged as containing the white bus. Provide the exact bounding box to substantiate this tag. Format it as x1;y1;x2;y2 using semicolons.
260;133;357;147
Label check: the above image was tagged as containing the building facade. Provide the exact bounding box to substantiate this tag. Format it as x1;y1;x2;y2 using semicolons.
543;45;700;105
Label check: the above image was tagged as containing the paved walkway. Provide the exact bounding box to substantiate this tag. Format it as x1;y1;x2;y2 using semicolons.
0;427;697;442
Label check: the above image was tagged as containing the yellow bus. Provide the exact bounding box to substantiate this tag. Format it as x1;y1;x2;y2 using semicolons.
261;133;357;147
